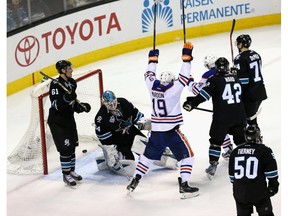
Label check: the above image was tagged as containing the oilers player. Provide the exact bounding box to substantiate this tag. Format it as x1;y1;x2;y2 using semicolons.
127;42;199;199
190;54;234;162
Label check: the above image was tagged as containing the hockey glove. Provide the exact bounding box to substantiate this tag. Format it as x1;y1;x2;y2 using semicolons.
75;102;91;113
63;92;77;103
230;67;237;75
268;180;279;197
182;42;193;62
183;97;196;112
137;117;151;130
148;49;159;64
80;102;91;113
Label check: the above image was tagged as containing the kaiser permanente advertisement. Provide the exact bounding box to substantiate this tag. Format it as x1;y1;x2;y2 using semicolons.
7;0;280;94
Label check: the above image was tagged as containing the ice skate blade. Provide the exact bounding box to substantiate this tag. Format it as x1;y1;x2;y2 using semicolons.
64;183;77;189
126;188;135;196
180;191;199;199
206;173;214;180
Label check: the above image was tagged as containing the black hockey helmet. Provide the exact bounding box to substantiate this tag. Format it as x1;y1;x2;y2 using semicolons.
215;57;229;73
236;34;252;48
55;60;72;73
245;125;261;143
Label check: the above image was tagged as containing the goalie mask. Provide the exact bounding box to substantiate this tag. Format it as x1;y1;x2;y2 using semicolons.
160;71;176;86
245;125;261;144
102;90;117;111
203;54;217;69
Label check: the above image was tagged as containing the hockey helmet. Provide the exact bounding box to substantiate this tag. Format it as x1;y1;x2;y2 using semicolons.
203;54;218;69
56;60;72;73
160;71;175;86
215;57;229;73
102;90;117;111
236;34;252;48
245;125;261;143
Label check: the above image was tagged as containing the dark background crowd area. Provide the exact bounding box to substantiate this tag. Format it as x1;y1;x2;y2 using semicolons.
7;0;119;35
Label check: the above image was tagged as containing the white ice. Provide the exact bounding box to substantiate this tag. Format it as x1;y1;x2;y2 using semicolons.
6;25;287;216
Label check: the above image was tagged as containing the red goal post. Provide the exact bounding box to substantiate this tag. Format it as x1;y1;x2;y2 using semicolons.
7;69;104;175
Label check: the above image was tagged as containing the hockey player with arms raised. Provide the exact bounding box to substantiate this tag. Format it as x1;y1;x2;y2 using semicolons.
127;42;199;199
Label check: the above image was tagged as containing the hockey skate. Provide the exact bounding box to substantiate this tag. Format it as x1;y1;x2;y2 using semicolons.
221;149;232;161
70;171;83;183
205;161;219;180
127;174;141;193
63;174;77;188
178;177;199;199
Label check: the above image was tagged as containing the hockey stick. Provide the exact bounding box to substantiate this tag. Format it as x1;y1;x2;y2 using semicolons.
153;1;157;50
194;107;213;113
40;71;86;109
249;107;262;121
230;19;236;64
181;0;186;43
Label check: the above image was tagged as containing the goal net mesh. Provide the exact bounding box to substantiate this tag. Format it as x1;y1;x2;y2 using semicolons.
7;69;103;174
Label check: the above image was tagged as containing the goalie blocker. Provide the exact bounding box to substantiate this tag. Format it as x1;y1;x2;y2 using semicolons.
95;135;178;177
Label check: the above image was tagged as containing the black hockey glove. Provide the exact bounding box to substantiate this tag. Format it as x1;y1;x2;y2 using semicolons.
79;103;91;113
63;92;77;103
182;42;193;62
230;67;237;75
183;97;196;112
75;102;91;113
148;49;159;64
268;180;279;197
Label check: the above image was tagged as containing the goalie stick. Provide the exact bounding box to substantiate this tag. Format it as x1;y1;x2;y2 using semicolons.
230;19;236;64
40;71;87;110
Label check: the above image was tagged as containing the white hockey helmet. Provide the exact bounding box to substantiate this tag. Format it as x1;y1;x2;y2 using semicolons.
159;71;176;86
203;54;218;69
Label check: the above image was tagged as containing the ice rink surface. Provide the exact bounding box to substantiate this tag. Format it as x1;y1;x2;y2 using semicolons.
5;24;287;216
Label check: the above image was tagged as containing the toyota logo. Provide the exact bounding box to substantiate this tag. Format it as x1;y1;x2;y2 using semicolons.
15;36;40;67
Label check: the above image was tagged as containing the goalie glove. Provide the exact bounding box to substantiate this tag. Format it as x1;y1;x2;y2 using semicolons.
182;42;194;62
137;117;151;130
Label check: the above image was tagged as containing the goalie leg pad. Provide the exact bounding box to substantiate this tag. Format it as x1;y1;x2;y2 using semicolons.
109;159;136;177
153;148;179;169
95;154;109;171
99;144;119;167
131;135;148;155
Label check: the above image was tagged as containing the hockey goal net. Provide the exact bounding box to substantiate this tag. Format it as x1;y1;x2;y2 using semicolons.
7;69;103;175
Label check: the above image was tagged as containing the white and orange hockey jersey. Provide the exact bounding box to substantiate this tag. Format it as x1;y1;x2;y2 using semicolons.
144;62;193;132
